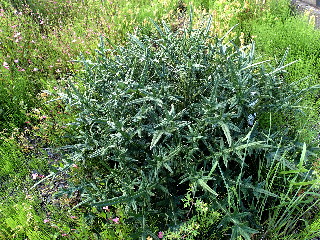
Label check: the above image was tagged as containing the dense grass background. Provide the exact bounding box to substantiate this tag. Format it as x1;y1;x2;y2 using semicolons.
1;0;320;239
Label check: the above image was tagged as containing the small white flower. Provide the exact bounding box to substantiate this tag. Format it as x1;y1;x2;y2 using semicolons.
14;32;21;38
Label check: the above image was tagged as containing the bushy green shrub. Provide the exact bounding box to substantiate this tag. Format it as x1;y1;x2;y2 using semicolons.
52;16;319;239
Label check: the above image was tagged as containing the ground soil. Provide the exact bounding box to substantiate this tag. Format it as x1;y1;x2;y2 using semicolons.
292;0;320;28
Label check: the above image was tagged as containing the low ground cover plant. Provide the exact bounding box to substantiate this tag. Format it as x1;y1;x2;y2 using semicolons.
52;15;320;239
237;0;320;143
0;0;181;132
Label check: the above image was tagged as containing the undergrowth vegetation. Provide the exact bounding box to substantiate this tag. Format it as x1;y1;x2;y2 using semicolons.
1;0;320;239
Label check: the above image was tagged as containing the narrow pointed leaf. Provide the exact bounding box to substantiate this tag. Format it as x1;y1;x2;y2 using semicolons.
150;131;164;149
289;180;318;186
298;143;307;169
197;179;218;196
219;122;232;147
280;169;309;174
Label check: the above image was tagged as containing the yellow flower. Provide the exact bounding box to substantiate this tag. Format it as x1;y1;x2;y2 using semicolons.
40;92;48;98
146;237;153;240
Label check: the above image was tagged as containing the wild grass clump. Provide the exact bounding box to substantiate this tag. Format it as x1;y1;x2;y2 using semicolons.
236;0;320;143
54;16;320;239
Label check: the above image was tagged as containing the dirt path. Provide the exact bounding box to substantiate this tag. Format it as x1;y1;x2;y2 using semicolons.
292;0;320;28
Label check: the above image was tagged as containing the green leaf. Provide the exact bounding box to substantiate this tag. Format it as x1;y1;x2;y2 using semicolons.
280;169;309;174
239;60;271;72
150;131;164;149
92;190;146;208
197;179;218;196
304;192;320;198
232;225;259;240
289;180;318;186
219;122;232;147
240;182;279;198
298;143;307;169
128;96;163;106
163;162;173;173
130;35;146;49
208;160;218;178
266;60;298;76
234;142;270;151
280;144;309;175
72;196;93;209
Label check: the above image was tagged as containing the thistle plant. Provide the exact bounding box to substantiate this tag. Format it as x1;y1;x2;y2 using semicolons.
54;14;319;239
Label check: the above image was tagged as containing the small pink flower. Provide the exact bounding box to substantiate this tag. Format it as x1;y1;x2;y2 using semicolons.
111;217;119;224
70;216;77;219
158;231;164;238
61;233;68;237
14;59;19;63
40;20;44;24
18;68;25;72
3;61;9;69
25;121;30;124
32;173;38;179
43;219;50;223
102;206;110;212
40;115;47;120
